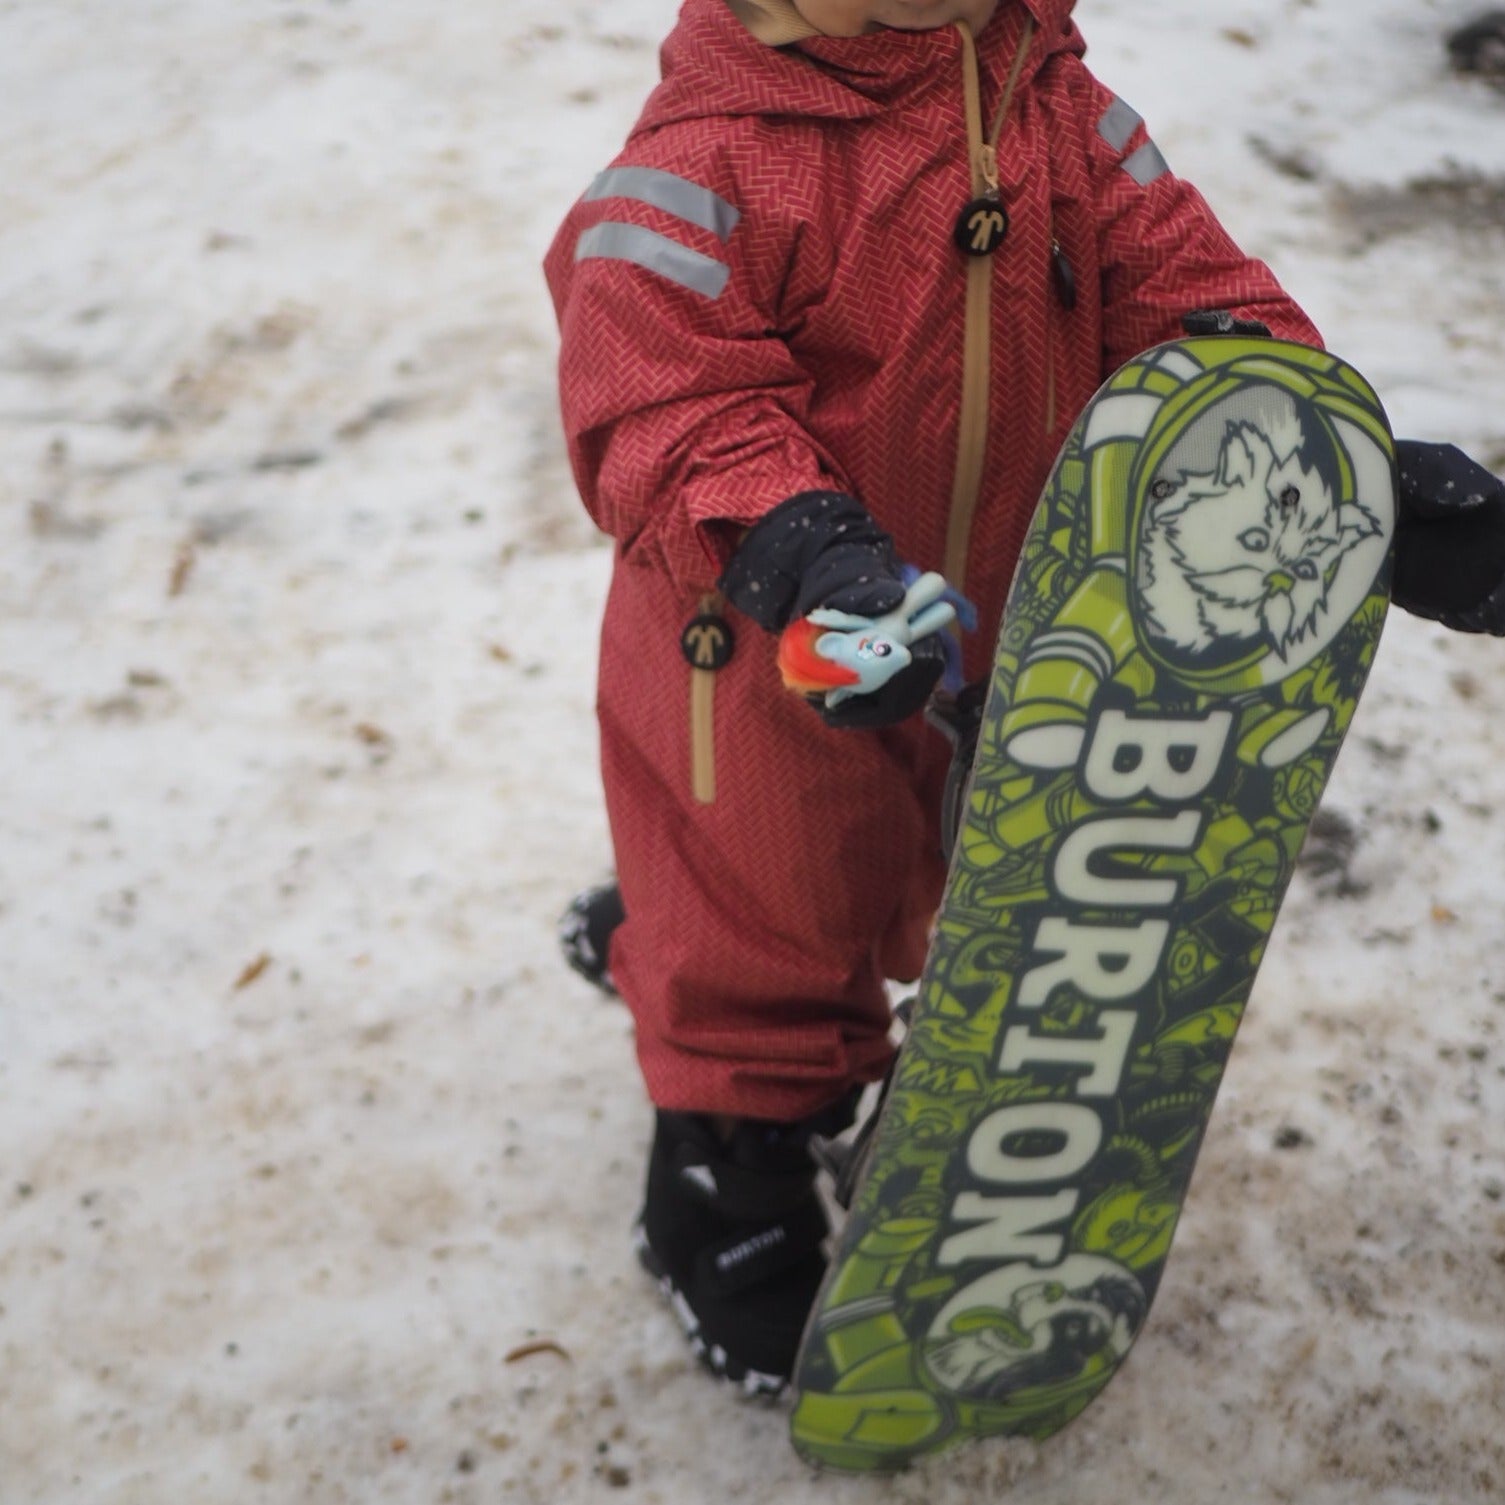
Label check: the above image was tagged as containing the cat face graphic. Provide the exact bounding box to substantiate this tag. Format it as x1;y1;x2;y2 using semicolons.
1140;418;1382;660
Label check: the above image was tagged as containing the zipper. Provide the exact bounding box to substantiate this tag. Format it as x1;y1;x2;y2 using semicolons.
686;592;729;805
691;664;716;804
943;17;1036;593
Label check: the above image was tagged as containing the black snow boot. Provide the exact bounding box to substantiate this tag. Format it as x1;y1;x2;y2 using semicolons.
635;1097;857;1396
558;880;625;997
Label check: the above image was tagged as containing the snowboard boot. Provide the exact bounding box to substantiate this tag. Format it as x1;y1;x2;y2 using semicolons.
635;1096;858;1396
558;880;625;997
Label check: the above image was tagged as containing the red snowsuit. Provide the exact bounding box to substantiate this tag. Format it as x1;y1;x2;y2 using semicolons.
544;0;1319;1120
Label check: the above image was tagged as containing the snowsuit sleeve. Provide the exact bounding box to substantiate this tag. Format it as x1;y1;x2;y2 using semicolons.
544;130;841;593
1069;70;1322;365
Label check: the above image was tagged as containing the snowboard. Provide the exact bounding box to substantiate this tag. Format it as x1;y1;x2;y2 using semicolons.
790;335;1397;1471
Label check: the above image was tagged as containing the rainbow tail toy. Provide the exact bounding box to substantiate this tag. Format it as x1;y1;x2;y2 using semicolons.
778;570;974;709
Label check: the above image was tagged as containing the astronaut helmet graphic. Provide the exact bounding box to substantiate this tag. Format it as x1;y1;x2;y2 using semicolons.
1130;378;1393;690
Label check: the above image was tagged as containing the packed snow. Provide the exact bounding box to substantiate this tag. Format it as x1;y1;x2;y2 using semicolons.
2;2;1503;1501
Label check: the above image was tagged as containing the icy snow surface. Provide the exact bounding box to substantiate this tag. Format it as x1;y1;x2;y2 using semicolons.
2;2;1503;1501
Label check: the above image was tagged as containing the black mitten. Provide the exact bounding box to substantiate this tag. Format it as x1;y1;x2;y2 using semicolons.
1393;440;1505;634
718;490;907;629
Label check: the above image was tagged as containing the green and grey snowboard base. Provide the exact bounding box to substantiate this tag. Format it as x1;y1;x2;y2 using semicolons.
791;337;1397;1471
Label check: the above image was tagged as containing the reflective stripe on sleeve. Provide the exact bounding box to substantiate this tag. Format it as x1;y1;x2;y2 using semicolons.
574;221;731;300
1097;96;1143;153
1122;141;1170;186
584;167;741;241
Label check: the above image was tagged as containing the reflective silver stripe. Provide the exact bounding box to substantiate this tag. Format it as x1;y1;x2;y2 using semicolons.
1097;96;1143;153
585;167;741;241
575;221;730;299
1123;141;1170;186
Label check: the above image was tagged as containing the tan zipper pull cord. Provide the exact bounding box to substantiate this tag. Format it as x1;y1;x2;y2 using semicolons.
967;17;1035;197
958;24;989;196
989;20;1034;160
944;17;1035;593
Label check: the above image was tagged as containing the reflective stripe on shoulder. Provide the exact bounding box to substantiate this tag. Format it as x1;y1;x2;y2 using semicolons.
585;167;741;242
1122;140;1170;186
1097;96;1143;153
574;221;732;300
1097;96;1170;185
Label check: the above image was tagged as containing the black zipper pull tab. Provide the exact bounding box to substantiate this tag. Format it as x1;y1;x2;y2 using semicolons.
955;196;1009;257
1051;239;1078;311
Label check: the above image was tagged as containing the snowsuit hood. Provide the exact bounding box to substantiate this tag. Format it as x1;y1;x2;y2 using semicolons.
640;0;1084;130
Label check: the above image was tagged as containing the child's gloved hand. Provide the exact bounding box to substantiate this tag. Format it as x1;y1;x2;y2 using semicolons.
1393;440;1505;634
718;489;909;629
717;490;962;727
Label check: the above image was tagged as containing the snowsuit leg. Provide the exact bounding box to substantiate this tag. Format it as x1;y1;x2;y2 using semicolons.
597;560;952;1122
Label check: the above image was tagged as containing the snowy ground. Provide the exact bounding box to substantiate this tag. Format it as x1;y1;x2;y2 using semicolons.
2;2;1503;1501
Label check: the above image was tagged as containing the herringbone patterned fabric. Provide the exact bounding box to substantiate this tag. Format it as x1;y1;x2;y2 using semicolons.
544;0;1320;1118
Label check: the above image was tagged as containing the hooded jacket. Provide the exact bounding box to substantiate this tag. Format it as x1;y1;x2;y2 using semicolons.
545;0;1317;672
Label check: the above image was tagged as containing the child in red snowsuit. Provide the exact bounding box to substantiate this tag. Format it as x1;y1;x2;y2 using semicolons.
545;0;1505;1391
